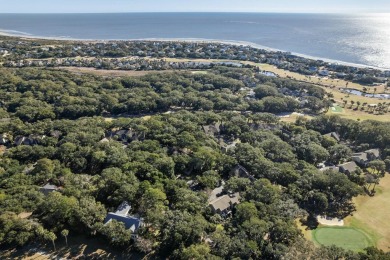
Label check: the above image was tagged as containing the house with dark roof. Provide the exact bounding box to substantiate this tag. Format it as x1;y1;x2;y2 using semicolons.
14;135;46;146
338;161;360;175
352;149;381;167
230;165;255;182
104;201;143;239
209;193;240;217
324;132;341;142
40;183;60;196
106;129;145;144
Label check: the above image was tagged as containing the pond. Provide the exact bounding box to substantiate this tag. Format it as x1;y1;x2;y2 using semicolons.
341;88;390;99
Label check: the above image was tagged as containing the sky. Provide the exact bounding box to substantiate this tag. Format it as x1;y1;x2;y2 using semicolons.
1;0;390;13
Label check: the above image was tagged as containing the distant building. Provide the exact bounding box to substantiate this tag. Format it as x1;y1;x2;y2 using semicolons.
230;165;255;182
202;122;222;137
338;161;360;175
323;132;341;142
318;70;329;76
352;149;381;167
365;149;381;160
106;129;145;143
209;193;240;217
40;183;60;196
352;153;369;167
14;135;46;146
104;201;143;239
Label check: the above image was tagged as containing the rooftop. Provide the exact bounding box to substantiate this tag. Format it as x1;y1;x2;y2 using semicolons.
338;161;359;173
104;213;142;232
209;193;240;212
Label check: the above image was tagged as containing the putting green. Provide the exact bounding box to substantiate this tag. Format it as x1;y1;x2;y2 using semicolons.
312;227;373;252
330;105;343;113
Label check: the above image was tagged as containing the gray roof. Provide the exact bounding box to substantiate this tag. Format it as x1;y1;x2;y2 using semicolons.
365;149;380;158
104;214;142;232
209;193;240;213
115;201;132;215
338;161;359;173
231;165;255;182
41;183;59;190
104;201;142;232
352;153;368;161
324;132;340;142
320;166;340;172
202;123;221;136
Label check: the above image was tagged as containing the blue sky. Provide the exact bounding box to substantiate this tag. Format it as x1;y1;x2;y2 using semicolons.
2;0;390;13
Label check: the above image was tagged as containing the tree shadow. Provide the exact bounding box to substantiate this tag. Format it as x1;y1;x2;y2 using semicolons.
300;214;319;230
0;234;145;260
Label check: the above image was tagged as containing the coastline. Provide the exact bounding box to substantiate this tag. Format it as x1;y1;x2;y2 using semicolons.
0;31;388;71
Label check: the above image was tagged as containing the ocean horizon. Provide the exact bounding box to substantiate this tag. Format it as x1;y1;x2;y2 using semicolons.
1;12;390;69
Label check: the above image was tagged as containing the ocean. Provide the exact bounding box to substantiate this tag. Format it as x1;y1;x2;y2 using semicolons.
0;13;390;69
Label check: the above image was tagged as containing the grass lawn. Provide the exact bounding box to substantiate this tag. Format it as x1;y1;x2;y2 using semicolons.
326;106;390;122
312;227;373;252
279;113;313;123
300;174;390;252
330;105;344;113
344;174;390;251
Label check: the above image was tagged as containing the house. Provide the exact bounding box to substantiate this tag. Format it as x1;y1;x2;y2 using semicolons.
14;135;46;146
104;201;143;239
338;161;360;175
209;193;240;217
352;152;369;167
40;183;60;195
230;165;255;182
365;149;380;161
323;132;341;142
352;149;381;167
202;123;222;137
318;70;330;77
106;129;144;143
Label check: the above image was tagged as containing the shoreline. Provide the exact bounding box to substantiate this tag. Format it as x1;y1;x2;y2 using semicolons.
0;31;388;71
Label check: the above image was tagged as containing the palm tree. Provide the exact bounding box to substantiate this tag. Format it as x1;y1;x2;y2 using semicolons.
61;229;69;247
45;231;57;251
